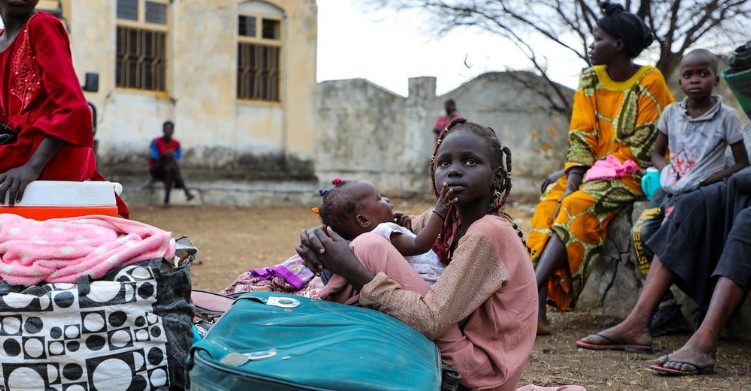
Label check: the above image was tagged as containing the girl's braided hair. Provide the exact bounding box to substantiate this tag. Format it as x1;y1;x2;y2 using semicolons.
430;117;529;263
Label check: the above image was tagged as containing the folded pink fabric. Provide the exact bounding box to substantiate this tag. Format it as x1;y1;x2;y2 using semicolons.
583;155;639;182
0;214;175;286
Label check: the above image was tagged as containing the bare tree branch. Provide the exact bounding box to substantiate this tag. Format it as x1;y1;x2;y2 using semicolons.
371;0;751;115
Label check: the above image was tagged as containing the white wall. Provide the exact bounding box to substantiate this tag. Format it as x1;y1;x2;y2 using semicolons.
67;0;317;178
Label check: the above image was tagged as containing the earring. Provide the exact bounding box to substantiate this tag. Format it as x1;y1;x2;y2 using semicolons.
489;189;502;208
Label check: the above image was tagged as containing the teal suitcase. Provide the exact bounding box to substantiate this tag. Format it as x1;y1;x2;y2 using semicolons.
186;292;441;390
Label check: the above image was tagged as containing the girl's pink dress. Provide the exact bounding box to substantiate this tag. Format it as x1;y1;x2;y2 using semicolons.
344;211;538;391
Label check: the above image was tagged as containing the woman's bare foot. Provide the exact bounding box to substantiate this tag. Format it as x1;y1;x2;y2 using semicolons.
577;319;653;349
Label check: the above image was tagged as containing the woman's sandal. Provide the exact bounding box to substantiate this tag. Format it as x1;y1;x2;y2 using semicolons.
575;333;653;353
649;354;716;376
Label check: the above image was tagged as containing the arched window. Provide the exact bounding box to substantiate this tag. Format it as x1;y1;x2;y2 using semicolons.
115;0;168;91
237;1;283;102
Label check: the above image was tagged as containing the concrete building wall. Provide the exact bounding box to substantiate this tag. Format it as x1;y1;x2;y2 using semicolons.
66;0;317;179
316;72;572;196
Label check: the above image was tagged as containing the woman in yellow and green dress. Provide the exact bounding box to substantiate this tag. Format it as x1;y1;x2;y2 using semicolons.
529;2;674;334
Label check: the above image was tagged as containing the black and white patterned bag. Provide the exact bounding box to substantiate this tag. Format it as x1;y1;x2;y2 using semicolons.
0;258;193;391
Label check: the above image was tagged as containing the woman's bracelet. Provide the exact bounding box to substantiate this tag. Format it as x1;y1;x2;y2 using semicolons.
432;209;446;220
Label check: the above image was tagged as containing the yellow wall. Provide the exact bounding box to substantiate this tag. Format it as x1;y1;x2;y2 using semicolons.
66;0;317;174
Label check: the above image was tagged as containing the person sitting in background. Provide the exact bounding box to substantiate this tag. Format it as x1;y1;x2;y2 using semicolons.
433;98;460;142
630;48;749;336
0;2;128;217
528;2;673;335
149;121;194;206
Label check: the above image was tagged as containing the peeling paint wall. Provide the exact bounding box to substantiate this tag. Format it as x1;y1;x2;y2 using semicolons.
67;0;317;178
316;73;573;195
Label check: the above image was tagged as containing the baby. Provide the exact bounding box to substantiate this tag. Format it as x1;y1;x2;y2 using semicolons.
314;179;455;301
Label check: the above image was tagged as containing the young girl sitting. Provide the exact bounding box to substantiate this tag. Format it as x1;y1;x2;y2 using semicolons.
314;179;456;302
297;118;538;390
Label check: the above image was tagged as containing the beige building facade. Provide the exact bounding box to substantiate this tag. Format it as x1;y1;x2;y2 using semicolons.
56;0;317;181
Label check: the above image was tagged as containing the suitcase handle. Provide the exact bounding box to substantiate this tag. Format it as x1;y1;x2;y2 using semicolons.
243;295;301;309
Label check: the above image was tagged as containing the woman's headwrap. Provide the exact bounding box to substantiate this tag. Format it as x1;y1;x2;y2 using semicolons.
596;2;654;59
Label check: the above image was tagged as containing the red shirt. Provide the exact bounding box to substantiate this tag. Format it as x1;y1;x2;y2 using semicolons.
0;12;96;180
148;137;181;169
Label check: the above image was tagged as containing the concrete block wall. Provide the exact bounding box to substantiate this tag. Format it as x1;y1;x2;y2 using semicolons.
315;72;572;196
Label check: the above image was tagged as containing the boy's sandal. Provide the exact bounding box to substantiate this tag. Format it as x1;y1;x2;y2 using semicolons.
649;354;715;376
575;333;653;353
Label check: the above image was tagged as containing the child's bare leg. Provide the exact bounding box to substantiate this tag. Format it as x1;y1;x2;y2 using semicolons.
319;274;358;304
579;255;673;347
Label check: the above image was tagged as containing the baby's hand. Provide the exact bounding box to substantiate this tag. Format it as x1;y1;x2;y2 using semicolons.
434;182;458;218
394;212;412;231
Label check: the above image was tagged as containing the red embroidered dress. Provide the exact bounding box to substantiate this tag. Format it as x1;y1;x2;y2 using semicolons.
0;12;96;180
0;12;128;217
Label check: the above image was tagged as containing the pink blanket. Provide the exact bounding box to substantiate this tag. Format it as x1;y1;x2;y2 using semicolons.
0;214;175;286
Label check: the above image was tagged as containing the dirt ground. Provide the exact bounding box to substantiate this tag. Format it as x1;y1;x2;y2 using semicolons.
131;203;751;391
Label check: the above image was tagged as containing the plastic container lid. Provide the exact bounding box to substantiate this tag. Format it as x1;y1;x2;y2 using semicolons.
1;181;119;207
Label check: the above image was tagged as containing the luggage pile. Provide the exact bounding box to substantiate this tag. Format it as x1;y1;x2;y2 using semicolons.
1;181;443;390
0;183;196;391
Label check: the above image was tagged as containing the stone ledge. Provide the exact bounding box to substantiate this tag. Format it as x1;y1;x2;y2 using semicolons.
116;178;319;207
576;201;751;340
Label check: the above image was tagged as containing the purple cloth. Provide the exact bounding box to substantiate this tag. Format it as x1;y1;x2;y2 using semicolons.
250;255;313;290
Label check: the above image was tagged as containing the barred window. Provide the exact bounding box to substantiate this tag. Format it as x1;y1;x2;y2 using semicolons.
237;14;282;101
116;0;168;91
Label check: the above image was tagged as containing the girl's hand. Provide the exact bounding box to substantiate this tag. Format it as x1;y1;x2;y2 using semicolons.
434;182;459;218
296;226;326;276
296;226;374;289
0;163;43;206
541;170;565;194
296;225;361;276
393;213;412;231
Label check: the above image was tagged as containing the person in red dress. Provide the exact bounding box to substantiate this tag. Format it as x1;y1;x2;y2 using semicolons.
149;121;194;206
432;99;459;143
0;1;128;217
